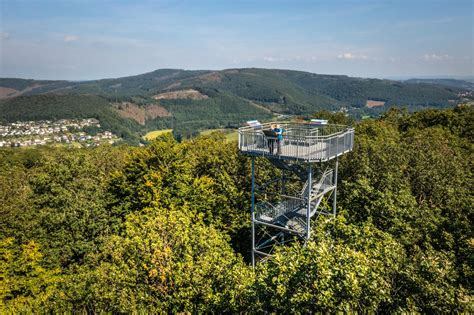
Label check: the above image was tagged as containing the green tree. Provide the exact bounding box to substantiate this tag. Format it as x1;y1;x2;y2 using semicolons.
0;146;127;269
252;217;405;312
82;205;253;313
0;238;61;313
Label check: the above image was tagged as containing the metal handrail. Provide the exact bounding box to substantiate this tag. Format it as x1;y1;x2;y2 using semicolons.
255;197;304;222
310;169;333;198
240;128;349;139
254;172;337;224
238;122;348;132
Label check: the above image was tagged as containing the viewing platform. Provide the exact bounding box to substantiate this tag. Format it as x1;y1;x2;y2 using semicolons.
238;122;355;162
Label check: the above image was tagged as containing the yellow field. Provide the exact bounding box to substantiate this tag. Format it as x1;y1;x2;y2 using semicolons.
199;129;238;142
143;129;173;140
225;131;238;142
199;129;222;136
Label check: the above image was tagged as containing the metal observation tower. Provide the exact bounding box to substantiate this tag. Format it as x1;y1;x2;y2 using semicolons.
238;121;354;267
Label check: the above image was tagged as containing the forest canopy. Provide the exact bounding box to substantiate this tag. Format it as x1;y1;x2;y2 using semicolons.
0;106;472;312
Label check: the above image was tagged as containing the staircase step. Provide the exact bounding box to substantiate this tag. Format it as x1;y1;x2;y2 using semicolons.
269;159;291;170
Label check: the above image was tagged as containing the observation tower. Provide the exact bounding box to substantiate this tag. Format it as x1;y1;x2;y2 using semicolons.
238;120;354;267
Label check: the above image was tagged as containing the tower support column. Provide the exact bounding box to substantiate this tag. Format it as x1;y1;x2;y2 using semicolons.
332;156;338;217
251;157;256;268
306;163;312;241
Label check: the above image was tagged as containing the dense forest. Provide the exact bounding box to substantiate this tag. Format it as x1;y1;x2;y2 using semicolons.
0;106;472;312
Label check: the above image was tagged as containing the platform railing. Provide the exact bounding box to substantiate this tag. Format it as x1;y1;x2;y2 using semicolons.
239;122;354;162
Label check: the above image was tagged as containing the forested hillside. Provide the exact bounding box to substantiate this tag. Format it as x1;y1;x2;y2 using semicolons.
405;78;474;90
0;68;466;141
1;106;472;312
0;92;273;141
1;69;462;109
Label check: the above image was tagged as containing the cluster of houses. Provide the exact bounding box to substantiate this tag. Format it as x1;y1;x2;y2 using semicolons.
0;118;100;137
458;90;473;98
0;118;121;148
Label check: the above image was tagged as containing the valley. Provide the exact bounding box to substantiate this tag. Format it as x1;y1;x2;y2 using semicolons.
0;68;472;145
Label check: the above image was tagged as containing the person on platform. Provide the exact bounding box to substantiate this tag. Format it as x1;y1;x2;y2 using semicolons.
267;124;277;153
273;124;284;154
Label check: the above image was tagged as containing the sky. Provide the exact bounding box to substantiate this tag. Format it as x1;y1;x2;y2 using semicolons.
0;0;473;80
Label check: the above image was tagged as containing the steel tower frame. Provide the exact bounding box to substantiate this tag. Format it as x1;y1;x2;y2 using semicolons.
238;122;354;267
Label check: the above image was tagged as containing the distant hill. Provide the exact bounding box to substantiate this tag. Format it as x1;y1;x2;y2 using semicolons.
405;78;474;90
0;68;466;142
1;69;462;108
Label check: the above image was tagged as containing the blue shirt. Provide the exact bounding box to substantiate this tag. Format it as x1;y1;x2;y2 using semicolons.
273;128;284;140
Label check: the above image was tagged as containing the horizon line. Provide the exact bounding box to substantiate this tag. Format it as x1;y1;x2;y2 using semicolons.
1;67;473;82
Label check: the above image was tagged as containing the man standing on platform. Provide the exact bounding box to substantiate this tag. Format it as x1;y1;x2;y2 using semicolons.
273;124;284;155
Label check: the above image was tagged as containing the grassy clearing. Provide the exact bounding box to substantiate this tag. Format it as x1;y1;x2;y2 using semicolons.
143;129;173;140
199;128;238;142
199;129;222;136
224;131;238;142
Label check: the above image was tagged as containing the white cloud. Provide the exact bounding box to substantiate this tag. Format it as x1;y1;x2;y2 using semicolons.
63;35;79;42
338;52;355;59
337;52;368;60
422;53;452;61
263;55;311;63
263;56;278;62
388;57;400;63
0;32;10;40
263;56;292;62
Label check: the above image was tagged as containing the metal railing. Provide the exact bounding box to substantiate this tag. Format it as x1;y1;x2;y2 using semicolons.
255;168;335;222
311;169;334;199
255;197;304;223
239;122;354;162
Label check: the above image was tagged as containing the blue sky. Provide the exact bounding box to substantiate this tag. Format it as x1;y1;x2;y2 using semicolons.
1;0;472;80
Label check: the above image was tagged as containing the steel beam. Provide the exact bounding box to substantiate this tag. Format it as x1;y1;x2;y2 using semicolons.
333;156;338;217
254;220;303;235
254;249;272;257
306;163;312;241
251;158;256;268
